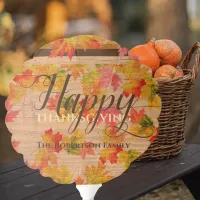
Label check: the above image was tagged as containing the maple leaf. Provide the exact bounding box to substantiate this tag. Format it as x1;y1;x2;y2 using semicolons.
12;140;20;153
50;39;66;57
46;94;60;110
98;65;113;87
85;162;113;184
6;110;20;122
5;100;13;111
13;69;32;83
62;64;86;80
79;142;95;159
99;147;123;164
34;149;57;170
119;48;128;58
42;128;63;153
75;176;84;185
65;44;75;60
81;70;101;95
41;164;74;184
149;128;158;143
118;150;140;170
129;108;145;123
97;106;122;126
77;36;102;50
62;130;86;155
8;85;26;105
122;80;146;97
111;73;122;91
13;70;38;90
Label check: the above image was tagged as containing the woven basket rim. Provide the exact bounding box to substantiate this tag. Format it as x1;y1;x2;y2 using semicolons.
156;69;192;84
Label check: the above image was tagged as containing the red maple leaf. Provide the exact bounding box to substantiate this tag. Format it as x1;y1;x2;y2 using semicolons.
46;94;60;110
6;110;20;122
100;147;123;164
42;128;63;153
12;140;20;153
13;69;33;83
132;80;146;97
98;65;113;87
50;39;75;60
50;39;65;57
119;48;128;58
97;106;122;126
111;73;122;91
79;142;95;159
149;128;158;143
12;140;20;148
129;108;145;123
5;100;13;111
65;44;75;60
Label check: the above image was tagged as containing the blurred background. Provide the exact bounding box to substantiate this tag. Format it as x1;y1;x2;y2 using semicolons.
0;0;200;199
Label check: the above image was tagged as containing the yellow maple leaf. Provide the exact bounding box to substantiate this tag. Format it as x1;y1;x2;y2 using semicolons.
61;64;87;80
41;164;74;184
7;82;27;104
118;150;139;170
85;162;113;184
34;149;57;169
62;129;86;155
148;95;161;108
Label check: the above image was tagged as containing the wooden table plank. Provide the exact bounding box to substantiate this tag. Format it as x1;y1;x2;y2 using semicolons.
0;159;25;174
0;166;37;184
22;184;79;200
0;173;58;199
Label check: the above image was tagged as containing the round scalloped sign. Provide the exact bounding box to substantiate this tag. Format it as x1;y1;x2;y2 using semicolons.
5;35;161;185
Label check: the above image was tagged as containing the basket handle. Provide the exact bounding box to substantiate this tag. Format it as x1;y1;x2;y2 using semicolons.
181;42;200;84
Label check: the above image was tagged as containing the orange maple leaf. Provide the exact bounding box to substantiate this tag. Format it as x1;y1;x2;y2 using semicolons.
42;128;62;153
85;162;113;184
123;79;146;97
77;36;102;50
129;108;145;123
149;128;158;143
62;64;86;80
34;149;57;170
79;142;95;159
99;147;123;164
50;39;76;60
75;176;84;185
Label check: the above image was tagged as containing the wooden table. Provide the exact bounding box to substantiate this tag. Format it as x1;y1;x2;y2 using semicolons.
0;144;200;200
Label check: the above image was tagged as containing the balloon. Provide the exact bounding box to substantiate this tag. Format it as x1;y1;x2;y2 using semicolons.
5;35;161;185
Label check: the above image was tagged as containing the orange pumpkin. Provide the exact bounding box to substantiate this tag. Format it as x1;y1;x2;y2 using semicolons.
154;65;182;79
129;41;160;73
154;39;182;66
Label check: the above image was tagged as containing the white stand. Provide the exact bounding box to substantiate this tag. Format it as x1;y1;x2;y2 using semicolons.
76;184;102;200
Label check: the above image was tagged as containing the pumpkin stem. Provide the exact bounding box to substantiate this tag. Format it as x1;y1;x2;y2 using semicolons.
151;37;156;43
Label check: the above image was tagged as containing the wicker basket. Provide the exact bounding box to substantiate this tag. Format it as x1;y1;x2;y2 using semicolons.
138;42;200;160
